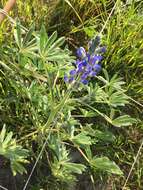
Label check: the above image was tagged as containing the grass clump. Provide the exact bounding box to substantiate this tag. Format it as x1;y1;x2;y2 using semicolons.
0;0;143;190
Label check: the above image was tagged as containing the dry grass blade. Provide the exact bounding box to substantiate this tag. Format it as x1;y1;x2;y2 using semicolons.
64;0;83;24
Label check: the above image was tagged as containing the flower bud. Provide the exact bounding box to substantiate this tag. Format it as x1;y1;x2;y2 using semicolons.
77;47;86;59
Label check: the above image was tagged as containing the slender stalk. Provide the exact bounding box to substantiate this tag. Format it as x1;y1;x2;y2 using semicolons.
77;146;96;190
75;98;112;124
128;96;143;108
23;115;57;189
99;0;118;35
77;146;90;163
122;139;143;190
0;185;8;190
23;128;52;190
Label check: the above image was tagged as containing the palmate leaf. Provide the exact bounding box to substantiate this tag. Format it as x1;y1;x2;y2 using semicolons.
52;158;86;182
72;131;92;145
37;25;67;61
11;161;27;176
44;31;57;51
23;24;35;46
101;70;126;93
64;163;86;174
45;49;70;62
80;108;97;117
94;130;115;142
112;115;137;127
0;126;29;176
50;140;86;182
109;91;129;107
14;23;37;58
108;75;126;94
95;85;108;103
89;73;129;108
90;156;123;175
85;126;115;143
48;37;65;51
14;23;71;64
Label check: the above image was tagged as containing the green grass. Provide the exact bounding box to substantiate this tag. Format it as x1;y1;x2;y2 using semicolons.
0;0;143;189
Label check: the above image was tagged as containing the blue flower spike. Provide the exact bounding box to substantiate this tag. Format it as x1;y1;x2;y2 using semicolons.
64;35;106;85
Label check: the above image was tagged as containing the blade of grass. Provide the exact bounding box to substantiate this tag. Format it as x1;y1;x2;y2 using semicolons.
64;0;83;25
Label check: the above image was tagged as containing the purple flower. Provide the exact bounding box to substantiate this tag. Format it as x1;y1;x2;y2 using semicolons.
81;72;89;80
64;75;69;83
75;60;81;65
70;70;76;75
82;60;88;66
77;63;84;73
87;53;91;62
64;35;105;85
90;71;97;77
93;64;101;72
100;46;106;53
69;77;74;83
81;79;88;85
95;55;103;62
77;47;86;59
86;64;92;72
90;55;103;64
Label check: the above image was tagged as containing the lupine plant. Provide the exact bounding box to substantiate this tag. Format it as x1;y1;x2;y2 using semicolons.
0;23;137;189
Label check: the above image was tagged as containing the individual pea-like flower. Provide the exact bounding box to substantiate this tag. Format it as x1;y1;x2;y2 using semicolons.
77;47;86;59
64;36;106;85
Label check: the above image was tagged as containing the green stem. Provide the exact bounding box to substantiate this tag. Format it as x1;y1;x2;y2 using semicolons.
23;84;73;190
75;99;112;124
43;84;72;130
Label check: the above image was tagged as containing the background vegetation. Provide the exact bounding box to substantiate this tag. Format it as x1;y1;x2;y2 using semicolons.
0;0;143;190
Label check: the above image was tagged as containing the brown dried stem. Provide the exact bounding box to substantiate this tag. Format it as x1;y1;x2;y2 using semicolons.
0;0;16;23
